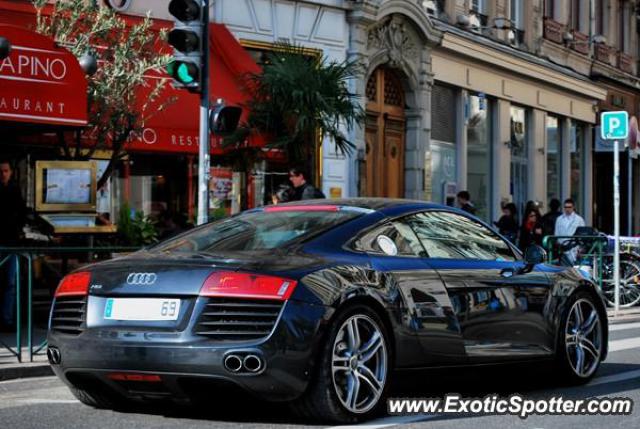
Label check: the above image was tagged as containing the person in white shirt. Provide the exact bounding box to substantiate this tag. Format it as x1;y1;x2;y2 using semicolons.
554;198;585;264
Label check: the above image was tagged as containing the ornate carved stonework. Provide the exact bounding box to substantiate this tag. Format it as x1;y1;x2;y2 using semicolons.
367;15;420;68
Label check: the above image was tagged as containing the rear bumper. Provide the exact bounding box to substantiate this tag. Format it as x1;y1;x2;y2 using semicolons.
47;300;332;402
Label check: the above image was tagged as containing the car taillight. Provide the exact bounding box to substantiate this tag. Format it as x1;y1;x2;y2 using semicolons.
54;272;91;297
264;205;339;212
199;271;297;300
108;373;162;382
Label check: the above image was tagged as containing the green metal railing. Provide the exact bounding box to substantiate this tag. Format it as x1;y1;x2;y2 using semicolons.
0;246;140;363
542;235;609;290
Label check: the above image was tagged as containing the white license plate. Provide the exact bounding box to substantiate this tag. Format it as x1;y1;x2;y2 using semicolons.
104;298;181;321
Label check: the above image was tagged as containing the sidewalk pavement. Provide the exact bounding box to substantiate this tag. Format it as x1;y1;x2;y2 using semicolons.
1;307;640;382
607;306;640;324
0;328;52;382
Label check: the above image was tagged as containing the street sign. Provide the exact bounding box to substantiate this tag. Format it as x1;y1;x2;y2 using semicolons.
600;111;629;314
601;111;629;140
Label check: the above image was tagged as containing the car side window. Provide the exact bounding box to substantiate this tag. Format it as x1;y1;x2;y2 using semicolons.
353;221;425;257
405;211;517;261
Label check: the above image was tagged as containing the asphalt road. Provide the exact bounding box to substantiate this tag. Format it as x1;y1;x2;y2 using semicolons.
2;321;640;429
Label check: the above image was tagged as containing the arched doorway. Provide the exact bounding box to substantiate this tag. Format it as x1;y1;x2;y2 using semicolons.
364;67;406;198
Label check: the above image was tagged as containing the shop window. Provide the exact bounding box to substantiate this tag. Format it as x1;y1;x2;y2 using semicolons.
510;106;528;218
546;114;562;204
570;121;585;214
466;93;491;222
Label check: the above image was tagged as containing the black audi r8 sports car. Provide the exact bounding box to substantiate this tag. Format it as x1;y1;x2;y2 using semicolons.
47;199;608;423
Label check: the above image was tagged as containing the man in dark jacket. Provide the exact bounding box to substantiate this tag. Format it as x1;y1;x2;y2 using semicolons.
541;198;562;237
456;190;476;215
0;160;26;330
288;167;326;201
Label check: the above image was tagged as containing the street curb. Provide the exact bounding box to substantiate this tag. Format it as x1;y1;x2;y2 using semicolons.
607;310;640;325
0;364;53;382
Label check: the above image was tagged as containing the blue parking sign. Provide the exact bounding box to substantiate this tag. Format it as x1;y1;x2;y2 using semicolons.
601;111;629;140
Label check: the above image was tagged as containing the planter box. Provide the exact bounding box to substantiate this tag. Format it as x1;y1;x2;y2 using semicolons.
618;52;633;74
594;43;611;64
571;31;589;55
543;17;564;44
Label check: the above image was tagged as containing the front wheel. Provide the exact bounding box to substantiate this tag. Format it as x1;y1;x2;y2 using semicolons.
555;292;605;384
291;305;391;424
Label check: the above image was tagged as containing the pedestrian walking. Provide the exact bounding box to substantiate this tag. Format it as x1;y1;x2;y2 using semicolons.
456;190;476;215
494;202;518;244
519;207;544;252
555;198;585;264
0;159;26;332
541;198;562;237
288;167;325;201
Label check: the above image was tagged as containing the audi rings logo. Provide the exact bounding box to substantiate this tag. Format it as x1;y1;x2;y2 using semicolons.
126;272;157;285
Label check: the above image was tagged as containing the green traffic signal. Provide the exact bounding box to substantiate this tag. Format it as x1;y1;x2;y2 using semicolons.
167;60;199;85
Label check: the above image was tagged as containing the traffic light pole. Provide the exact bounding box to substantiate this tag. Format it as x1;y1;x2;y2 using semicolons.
197;0;210;226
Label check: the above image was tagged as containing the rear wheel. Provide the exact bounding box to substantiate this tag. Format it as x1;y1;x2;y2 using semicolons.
291;305;391;424
555;292;604;384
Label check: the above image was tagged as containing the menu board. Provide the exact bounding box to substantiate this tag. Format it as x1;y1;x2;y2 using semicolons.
45;168;92;204
35;160;97;212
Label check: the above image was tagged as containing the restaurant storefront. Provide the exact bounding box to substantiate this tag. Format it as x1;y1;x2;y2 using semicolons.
1;1;268;234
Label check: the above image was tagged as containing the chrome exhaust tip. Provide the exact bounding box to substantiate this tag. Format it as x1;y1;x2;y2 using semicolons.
223;354;243;373
243;354;263;373
47;347;61;365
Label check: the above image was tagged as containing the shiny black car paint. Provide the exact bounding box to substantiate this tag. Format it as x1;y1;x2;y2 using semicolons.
48;198;608;404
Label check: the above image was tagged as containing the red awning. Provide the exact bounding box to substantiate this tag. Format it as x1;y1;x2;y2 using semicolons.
0;24;88;126
126;23;264;155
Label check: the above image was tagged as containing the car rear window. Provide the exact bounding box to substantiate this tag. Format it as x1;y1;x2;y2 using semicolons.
150;209;362;253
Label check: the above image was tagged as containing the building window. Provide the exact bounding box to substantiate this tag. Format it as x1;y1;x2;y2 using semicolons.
570;121;585;214
544;0;555;18
466;93;491;222
510;106;528;217
470;0;488;26
546;115;562;203
619;2;630;53
570;0;581;31
431;83;457;207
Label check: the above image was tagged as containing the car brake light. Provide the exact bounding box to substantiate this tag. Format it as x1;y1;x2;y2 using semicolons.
108;373;162;382
264;205;339;212
200;271;297;300
54;272;91;298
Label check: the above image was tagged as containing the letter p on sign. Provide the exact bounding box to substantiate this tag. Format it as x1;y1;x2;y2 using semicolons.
601;111;629;140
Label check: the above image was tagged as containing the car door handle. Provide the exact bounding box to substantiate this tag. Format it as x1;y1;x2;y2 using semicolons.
500;268;516;278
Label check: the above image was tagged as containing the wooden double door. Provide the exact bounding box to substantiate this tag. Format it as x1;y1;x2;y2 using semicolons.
364;67;406;198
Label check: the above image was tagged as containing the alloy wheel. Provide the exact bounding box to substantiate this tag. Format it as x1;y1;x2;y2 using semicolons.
565;298;602;378
331;314;387;414
602;259;640;308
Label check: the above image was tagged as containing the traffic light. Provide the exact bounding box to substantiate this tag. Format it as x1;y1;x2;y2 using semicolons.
167;0;204;91
210;101;242;136
0;36;11;60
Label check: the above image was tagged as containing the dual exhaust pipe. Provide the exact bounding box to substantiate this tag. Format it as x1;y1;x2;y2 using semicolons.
223;353;264;374
47;347;61;365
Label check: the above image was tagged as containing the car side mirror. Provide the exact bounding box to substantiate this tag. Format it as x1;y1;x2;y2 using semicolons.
524;244;546;266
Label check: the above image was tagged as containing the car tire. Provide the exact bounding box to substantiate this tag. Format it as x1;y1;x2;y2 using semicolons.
554;291;605;385
291;304;392;424
69;385;118;410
